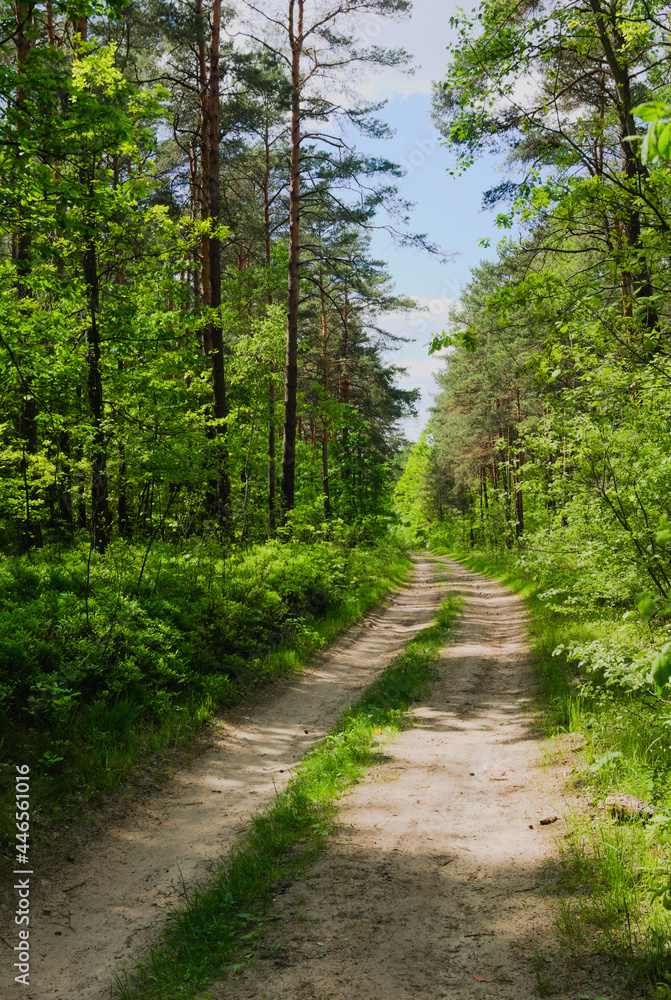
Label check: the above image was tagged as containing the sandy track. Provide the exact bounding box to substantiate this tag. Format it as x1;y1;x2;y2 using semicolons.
215;557;608;1000
6;555;445;1000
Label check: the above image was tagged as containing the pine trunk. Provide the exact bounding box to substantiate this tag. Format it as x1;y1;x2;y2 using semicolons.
82;196;109;554
319;271;331;518
206;0;232;536
263;123;276;535
281;0;303;521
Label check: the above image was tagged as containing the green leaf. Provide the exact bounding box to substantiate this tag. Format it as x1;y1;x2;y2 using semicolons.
636;595;657;623
589;751;621;773
657;122;671;160
651;645;671;691
632;100;670;123
427;332;455;355
641;130;653;164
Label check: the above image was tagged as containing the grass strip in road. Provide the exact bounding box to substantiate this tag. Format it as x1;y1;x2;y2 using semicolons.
112;592;463;1000
433;545;671;995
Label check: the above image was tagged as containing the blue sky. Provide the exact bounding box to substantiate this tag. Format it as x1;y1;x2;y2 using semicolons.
351;0;506;441
234;0;507;441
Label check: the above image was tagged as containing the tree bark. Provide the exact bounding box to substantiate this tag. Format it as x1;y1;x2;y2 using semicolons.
340;286;350;480
15;0;42;553
588;0;656;330
263;121;276;535
514;385;524;538
196;0;211;344
70;16;109;551
206;0;231;536
281;0;303;521
195;0;231;535
82;180;110;554
319;270;331;518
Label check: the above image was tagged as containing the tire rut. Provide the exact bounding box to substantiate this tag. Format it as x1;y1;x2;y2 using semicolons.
214;557;608;1000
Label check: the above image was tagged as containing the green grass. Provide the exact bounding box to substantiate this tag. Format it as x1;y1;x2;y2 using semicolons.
437;542;671;995
0;535;411;865
111;593;463;1000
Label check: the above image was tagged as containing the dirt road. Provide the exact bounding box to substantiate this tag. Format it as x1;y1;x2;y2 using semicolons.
8;555;445;1000
214;557;606;1000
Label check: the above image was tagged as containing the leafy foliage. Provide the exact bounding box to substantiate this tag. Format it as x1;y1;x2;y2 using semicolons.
396;3;671;986
0;0;424;840
0;533;411;851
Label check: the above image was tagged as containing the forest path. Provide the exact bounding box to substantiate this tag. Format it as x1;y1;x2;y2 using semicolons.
214;557;603;1000
19;554;446;1000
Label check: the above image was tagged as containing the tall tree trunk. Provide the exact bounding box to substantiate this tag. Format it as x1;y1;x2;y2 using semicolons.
187;138;199;306
207;0;231;536
479;471;484;538
196;0;231;535
263;121;276;535
117;362;130;538
196;0;211;345
82;177;110;554
340;287;350;480
15;0;42;553
71;17;106;547
281;0;303;521
514;386;524;538
57;430;73;529
588;0;656;331
268;387;276;534
319;270;331;518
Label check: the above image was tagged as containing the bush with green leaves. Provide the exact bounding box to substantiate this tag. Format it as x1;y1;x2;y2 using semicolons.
0;531;410;852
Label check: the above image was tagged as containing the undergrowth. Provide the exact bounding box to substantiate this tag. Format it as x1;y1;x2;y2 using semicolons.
111;593;463;1000
0;532;410;863
433;540;671;995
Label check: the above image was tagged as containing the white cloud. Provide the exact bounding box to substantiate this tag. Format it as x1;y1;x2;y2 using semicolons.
228;0;457;102
352;0;458;101
397;353;450;380
378;294;458;442
355;68;434;101
380;295;459;345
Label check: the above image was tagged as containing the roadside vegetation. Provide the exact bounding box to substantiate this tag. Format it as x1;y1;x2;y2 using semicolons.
112;594;462;1000
0;530;410;863
0;0;422;867
425;542;671;992
390;3;671;992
